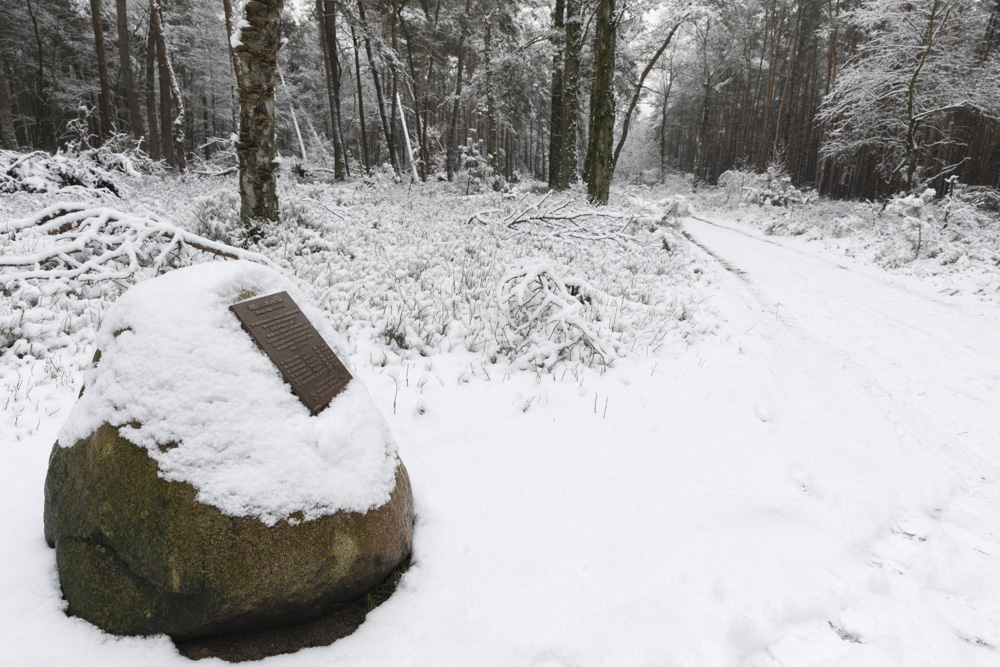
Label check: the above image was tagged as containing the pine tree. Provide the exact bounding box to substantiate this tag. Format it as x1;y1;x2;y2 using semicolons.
584;0;617;204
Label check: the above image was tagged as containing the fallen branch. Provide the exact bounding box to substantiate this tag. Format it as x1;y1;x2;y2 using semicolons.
470;192;646;247
192;166;238;177
1;202;278;283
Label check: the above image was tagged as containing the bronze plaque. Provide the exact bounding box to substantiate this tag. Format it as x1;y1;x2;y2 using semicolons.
230;291;352;415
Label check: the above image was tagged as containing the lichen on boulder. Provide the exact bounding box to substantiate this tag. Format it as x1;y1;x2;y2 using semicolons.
42;261;413;642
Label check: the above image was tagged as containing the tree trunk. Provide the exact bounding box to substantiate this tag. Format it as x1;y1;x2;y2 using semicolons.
558;0;582;189
90;0;116;141
350;22;370;173
233;0;284;234
484;18;498;177
25;0;52;149
319;0;347;179
357;0;399;175
755;2;784;170
389;0;402;173
659;70;673;180
399;11;427;180
150;0;185;172
0;59;17;148
612;17;683;172
771;0;802;163
145;19;161;160
547;0;565;188
222;0;244;90
583;0;616;204
115;0;145;143
151;1;173;164
446;0;471;180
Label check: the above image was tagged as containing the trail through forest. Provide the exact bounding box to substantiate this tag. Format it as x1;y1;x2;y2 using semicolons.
681;215;1000;664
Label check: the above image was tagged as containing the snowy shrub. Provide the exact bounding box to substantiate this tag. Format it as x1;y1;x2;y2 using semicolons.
355;163;399;201
190;191;243;245
0;126;156;199
189;137;239;176
0;150;125;197
494;260;615;369
460;141;500;194
718;166;816;208
0;178;714;429
885;188;947;262
885;188;936;220
654;194;692;223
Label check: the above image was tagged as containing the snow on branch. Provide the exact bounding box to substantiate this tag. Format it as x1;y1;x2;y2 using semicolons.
469;192;651;247
495;259;616;370
1;203;278;284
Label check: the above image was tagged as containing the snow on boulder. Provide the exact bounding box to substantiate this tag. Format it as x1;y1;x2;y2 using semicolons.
43;260;413;642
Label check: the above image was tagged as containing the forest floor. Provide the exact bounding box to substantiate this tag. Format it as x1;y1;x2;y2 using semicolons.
2;166;999;666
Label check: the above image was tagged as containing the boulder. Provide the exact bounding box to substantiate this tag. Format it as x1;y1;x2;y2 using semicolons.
42;261;414;642
44;423;412;640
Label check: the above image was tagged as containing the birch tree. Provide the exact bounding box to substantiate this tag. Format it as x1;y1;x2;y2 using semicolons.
233;0;285;234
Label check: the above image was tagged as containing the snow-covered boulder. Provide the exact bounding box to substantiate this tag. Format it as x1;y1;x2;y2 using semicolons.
43;261;413;641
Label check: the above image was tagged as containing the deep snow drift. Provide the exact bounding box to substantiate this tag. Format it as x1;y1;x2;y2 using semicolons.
2;170;999;666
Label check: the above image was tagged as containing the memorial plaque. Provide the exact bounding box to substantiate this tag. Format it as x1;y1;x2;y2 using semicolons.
230;291;352;415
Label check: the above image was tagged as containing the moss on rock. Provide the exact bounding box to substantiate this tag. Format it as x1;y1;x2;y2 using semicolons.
44;423;413;640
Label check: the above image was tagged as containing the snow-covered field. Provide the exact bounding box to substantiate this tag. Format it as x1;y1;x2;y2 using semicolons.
2;162;1000;666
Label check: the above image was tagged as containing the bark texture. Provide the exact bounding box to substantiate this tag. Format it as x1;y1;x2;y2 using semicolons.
446;0;471;180
319;0;347;179
234;0;285;234
144;20;161;161
0;59;17;148
583;0;616;204
547;0;565;188
115;0;145;142
90;0;115;141
558;0;582;190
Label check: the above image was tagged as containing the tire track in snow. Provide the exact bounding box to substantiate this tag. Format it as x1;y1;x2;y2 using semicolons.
681;229;749;281
682;215;1000;664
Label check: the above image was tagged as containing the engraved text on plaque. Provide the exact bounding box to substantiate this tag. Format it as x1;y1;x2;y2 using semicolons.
230;291;352;415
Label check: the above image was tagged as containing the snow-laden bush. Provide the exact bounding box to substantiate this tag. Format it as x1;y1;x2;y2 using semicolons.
0;150;125;197
718;166;816;208
494;260;615;370
0;130;156;199
460;140;500;194
885;187;936;220
653;194;692;222
190;191;243;246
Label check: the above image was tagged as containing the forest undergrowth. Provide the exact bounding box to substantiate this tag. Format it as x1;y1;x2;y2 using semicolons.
1;152;719;437
4;151;1000;440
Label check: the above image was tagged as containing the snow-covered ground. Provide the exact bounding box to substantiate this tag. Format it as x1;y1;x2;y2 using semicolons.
2;169;999;666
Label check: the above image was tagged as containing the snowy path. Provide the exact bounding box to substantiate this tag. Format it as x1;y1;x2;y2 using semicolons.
4;215;1000;666
678;215;1000;665
340;216;1000;666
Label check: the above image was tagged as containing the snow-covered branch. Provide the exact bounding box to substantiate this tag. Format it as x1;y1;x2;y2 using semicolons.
469;192;649;247
1;203;278;283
